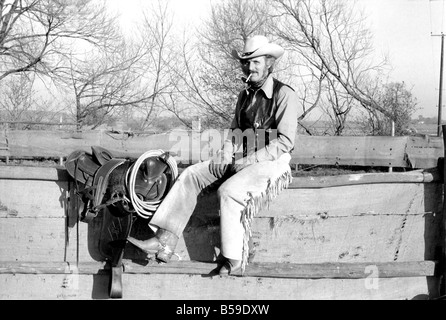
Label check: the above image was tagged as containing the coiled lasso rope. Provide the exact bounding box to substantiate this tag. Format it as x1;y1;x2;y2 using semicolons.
127;149;178;219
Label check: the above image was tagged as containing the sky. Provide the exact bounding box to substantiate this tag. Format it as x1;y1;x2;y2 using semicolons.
106;0;446;118
359;0;446;118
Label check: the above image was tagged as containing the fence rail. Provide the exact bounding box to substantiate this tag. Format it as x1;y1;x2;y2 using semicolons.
0;129;443;169
0;121;78;126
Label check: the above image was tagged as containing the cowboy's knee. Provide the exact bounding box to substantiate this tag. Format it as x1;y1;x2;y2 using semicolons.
217;184;234;200
181;164;196;178
176;162;208;186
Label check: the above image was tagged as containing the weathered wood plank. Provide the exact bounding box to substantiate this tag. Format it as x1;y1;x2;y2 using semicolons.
406;136;444;169
292;135;409;167
0;260;438;278
1;130;443;168
191;182;443;219
396;213;444;262
0;273;436;300
0;164;442;189
0;179;69;218
1;167;442;219
3;213;440;264
75;213;442;264
0;261;73;274
1;164;442;189
284;182;443;217
289;169;441;188
2;184;440;262
248;214;442;264
0;218;67;262
1;176;442;263
0;165;69;181
0;130;173;160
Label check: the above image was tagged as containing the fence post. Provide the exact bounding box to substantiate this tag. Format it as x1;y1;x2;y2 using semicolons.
442;125;446;297
389;121;395;173
5;123;9;165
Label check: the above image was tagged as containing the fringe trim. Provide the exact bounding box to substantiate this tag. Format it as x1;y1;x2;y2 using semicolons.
240;169;292;274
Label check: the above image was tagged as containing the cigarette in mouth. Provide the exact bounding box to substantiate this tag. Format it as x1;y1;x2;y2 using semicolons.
245;73;252;83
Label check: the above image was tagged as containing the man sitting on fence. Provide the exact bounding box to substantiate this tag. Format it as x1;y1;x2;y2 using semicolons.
127;35;299;275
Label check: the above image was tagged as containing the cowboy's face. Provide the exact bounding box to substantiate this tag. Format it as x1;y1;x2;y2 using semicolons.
241;56;269;83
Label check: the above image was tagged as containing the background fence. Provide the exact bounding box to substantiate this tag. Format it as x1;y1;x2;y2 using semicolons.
0;128;443;169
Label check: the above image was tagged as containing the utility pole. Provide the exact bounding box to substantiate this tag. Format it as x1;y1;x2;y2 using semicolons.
433;33;445;137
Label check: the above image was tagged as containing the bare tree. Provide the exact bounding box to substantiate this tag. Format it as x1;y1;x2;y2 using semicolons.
357;81;418;136
0;74;33;125
167;0;274;129
202;0;272;55
60;39;165;129
46;0;180;130
271;0;393;129
0;0;126;129
167;33;238;129
0;73;60;129
137;0;176;130
0;0;117;82
322;77;355;135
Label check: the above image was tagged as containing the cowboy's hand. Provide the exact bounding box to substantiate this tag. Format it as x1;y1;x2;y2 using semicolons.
209;150;232;178
209;161;228;178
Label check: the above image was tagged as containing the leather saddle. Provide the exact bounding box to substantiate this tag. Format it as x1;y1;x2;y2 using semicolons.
65;146;173;222
65;146;175;300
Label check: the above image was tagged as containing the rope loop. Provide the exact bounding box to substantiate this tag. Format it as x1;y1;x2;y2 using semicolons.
127;149;178;219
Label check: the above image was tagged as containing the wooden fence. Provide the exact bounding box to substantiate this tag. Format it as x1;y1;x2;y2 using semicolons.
0;128;445;299
0;129;443;169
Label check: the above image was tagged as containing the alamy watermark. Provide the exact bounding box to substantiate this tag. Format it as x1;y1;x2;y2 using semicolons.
364;265;380;290
168;121;279;164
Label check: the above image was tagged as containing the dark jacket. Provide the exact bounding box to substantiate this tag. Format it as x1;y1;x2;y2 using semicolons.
223;75;299;163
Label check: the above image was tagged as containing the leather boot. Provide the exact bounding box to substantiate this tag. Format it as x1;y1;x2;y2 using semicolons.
218;258;242;276
127;229;179;263
155;229;179;263
127;235;161;255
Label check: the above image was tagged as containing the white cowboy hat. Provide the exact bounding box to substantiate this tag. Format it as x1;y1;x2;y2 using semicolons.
231;35;284;60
